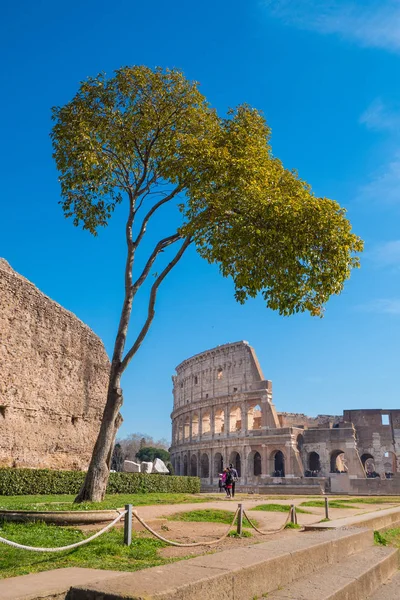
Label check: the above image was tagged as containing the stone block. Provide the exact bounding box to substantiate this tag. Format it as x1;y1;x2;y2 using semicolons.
123;460;140;473
153;458;169;473
141;461;153;473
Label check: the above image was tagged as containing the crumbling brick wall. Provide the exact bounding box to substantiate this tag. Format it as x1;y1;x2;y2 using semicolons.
0;259;109;470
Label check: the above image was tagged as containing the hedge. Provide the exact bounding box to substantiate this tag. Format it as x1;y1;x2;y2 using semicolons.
0;468;200;496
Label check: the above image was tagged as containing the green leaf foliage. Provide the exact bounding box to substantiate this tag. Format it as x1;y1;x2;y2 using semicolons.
135;447;170;463
0;468;200;496
52;66;363;316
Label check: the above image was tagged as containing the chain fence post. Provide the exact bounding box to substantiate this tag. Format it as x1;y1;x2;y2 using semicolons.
290;504;295;524
237;503;243;536
325;496;329;520
124;504;133;546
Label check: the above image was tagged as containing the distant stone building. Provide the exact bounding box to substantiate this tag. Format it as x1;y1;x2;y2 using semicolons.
170;341;400;494
0;259;109;470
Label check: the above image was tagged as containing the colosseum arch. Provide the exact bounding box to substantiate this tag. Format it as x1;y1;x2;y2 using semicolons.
229;406;242;432
190;454;198;476
202;411;211;435
183;454;188;476
308;451;321;473
178;420;183;442
247;404;262;430
200;453;210;478
184;416;190;440
176;455;181;475
191;413;199;437
248;450;262;476
360;453;375;475
271;449;285;477
214;408;225;434
229;451;241;477
330;450;346;473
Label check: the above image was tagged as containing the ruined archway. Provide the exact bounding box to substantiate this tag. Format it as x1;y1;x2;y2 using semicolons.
214;409;225;434
191;414;199;438
190;454;198;476
184;417;190;440
272;450;285;477
229;406;242;432
214;452;223;477
308;451;321;473
254;451;262;476
200;453;209;478
330;450;346;473
202;411;211;435
361;453;375;475
229;451;241;477
247;404;262;430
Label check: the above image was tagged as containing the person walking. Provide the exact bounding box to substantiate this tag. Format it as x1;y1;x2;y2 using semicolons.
229;463;239;498
218;473;224;493
223;467;233;498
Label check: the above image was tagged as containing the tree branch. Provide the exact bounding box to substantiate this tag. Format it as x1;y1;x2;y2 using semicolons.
131;232;181;299
120;236;192;373
133;184;183;249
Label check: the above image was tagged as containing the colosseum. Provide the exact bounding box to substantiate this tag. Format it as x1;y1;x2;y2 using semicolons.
170;341;400;494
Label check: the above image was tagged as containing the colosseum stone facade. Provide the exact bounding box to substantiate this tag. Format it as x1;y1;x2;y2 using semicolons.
0;259;110;470
170;341;400;493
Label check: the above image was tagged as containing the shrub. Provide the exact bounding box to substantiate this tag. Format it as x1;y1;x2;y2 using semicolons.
0;468;200;496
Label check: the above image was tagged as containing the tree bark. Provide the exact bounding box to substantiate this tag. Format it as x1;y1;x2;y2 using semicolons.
75;384;123;502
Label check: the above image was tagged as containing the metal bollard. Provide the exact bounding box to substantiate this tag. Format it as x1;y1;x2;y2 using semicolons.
324;496;329;520
237;503;243;536
290;504;295;524
124;504;133;546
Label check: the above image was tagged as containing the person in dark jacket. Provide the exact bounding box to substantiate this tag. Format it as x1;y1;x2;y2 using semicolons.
229;463;239;498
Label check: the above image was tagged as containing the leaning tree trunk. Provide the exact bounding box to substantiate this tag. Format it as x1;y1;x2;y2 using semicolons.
75;383;123;502
74;233;191;503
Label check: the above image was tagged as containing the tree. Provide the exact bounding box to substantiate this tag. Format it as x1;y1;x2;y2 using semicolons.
51;66;362;502
118;433;169;461
111;443;125;472
136;446;170;463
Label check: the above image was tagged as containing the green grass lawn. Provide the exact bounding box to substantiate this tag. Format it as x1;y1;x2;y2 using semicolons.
0;521;173;579
250;503;311;514
300;500;361;509
167;508;258;528
0;493;218;512
336;497;400;505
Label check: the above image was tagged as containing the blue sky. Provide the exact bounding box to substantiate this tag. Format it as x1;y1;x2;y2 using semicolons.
2;0;400;441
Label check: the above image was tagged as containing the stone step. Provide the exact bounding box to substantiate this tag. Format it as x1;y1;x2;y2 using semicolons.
67;528;373;600
306;505;400;533
0;567;127;600
266;546;398;600
368;570;400;600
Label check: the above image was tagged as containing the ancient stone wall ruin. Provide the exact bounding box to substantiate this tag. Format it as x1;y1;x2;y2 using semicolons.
0;259;109;470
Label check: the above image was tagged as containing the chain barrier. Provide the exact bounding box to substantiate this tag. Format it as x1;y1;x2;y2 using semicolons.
0;510;127;553
242;506;293;535
132;506;240;547
0;502;298;552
